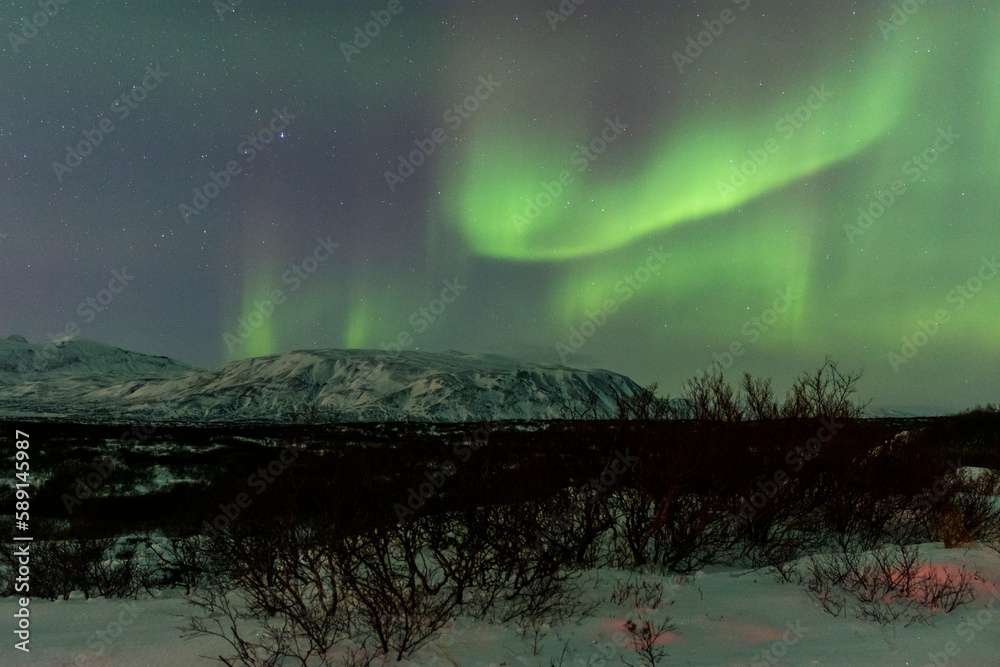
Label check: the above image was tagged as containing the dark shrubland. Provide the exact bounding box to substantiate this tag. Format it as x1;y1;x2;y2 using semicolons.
4;359;996;664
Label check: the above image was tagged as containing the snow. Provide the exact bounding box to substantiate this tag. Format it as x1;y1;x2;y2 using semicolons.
4;336;997;663
0;338;648;424
3;543;998;666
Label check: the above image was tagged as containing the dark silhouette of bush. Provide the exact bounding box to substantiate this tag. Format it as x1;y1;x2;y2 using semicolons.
0;518;155;600
681;357;870;423
925;468;1000;549
918;405;1000;469
806;529;977;625
184;498;592;665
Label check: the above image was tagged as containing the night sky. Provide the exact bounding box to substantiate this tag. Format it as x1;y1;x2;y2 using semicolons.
1;1;997;414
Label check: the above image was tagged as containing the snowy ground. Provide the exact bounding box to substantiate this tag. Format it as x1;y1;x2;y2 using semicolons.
3;543;998;666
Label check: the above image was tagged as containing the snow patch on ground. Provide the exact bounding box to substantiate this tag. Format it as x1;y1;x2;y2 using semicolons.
4;543;998;666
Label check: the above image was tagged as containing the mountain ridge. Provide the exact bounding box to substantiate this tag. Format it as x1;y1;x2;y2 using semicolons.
0;336;649;424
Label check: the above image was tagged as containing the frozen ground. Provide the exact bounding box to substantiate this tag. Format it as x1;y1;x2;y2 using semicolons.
3;542;998;666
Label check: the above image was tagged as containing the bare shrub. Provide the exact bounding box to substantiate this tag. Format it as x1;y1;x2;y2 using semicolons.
779;356;869;420
805;533;977;625
912;564;978;613
334;520;465;662
733;469;826;582
928;506;978;549
681;358;869;423
803;421;934;548
743;518;820;584
741;372;781;421
646;492;735;574
184;495;595;665
608;487;657;568
919;405;1000;471
150;533;217;596
931;469;1000;548
183;521;363;667
337;505;592;660
607;487;736;574
622;607;675;667
611;571;674;667
531;485;615;568
469;501;594;627
610;574;664;613
31;534;147;600
609;382;680;421
682;372;744;422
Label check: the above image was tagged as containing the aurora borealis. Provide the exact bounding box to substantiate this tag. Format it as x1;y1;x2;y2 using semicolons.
1;0;997;414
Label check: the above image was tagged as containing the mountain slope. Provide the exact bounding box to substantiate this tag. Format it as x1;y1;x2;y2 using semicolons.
0;337;648;423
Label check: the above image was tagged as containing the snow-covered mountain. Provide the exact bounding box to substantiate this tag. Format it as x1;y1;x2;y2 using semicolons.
0;335;649;423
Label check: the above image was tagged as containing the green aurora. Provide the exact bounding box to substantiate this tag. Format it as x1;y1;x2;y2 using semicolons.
48;0;985;413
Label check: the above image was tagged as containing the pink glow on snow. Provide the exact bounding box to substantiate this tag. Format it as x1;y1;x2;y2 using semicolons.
602;618;684;648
